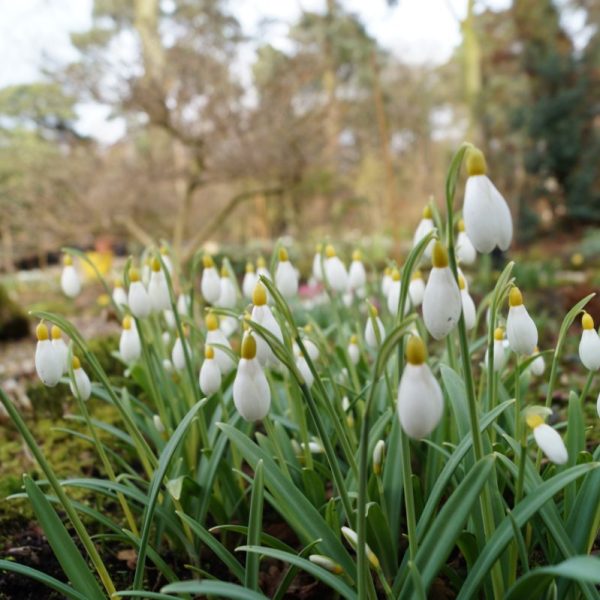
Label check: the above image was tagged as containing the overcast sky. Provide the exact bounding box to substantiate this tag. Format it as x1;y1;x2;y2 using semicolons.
2;0;575;143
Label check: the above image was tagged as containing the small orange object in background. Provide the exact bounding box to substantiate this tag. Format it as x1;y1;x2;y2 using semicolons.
81;237;114;280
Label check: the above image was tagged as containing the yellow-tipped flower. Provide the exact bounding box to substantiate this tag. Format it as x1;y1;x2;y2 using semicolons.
199;345;222;397
364;304;385;348
324;244;349;292
506;286;538;355
275;247;299;298
242;261;258;299
119;316;141;364
34;323;62;387
579;312;600;371
128;267;152;318
201;255;221;304
51;325;68;375
69;355;91;401
205;312;234;374
525;408;568;465
456;218;477;265
148;256;170;312
349;250;367;297
251;282;284;366
413;204;435;259
61;254;81;298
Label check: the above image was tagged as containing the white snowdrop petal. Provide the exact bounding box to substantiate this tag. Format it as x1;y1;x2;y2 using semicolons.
112;286;128;308
171;338;190;371
177;293;191;315
242;272;258;299
296;356;314;388
578;329;600;371
349;261;367;293
251;304;283;366
70;368;91;401
325;256;349;292
61;265;81;298
201;267;221;304
128;281;152;318
529;354;545;376
275;262;299;298
120;328;141;364
534;424;568;465
387;280;400;315
397;363;444;439
35;340;62;387
220;315;238;338
461;289;477;331
312;253;324;281
148;271;171;312
304;339;319;361
408;278;425;307
507;305;538;355
456;232;477;265
413;218;435;258
381;274;392;296
422;267;462;340
206;329;235;374
348;342;360;365
52;338;69;375
365;317;385;347
217;278;237;308
199;358;222;396
233;358;271;421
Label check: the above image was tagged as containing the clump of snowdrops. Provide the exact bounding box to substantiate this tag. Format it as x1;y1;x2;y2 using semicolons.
1;143;600;600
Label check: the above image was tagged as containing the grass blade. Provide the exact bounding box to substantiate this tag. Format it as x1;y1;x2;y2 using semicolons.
245;459;265;591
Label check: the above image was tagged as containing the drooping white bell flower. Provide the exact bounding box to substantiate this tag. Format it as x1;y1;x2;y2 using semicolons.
397;336;444;439
462;147;513;254
528;347;546;376
128;268;152;318
162;358;174;373
177;293;191;316
308;555;343;575
381;267;392;297
458;275;476;331
119;316;141;364
372;439;385;475
199;345;222;396
159;246;173;274
251;282;284;366
256;256;271;282
578;313;600;371
324;245;349;292
348;250;367;297
408;270;425;307
141;257;152;287
216;265;237;309
35;323;62;387
69;356;91;402
148;257;171;312
301;325;320;361
220;315;238;338
60;255;81;298
387;269;401;315
153;414;165;434
242;262;258;300
364;305;385;348
506;287;538;355
422;242;462;340
171;332;191;372
233;332;271;422
201;255;221;305
341;527;380;570
112;279;128;308
485;327;508;372
275;247;299;298
526;411;568;465
312;244;324;282
456;219;477;266
413;205;436;260
205;312;235;374
50;325;68;374
296;353;314;388
348;335;360;365
342;396;354;428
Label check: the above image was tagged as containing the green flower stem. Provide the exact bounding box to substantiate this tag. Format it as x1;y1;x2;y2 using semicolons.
400;430;418;562
0;388;118;599
514;354;522;445
263;416;292;480
445;333;458;372
580;370;594;402
445;143;504;599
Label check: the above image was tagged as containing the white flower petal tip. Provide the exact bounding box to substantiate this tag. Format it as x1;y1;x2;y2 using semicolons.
533;423;568;465
456;230;477;266
296;355;314;388
324;246;348;292
34;327;63;387
348;252;367;296
148;269;171;312
413;206;435;258
251;303;283;367
119;317;141;364
199;350;222;397
70;362;92;401
364;310;385;348
201;256;221;304
128;269;152;318
579;314;600;371
217;276;237;309
348;337;360;365
506;288;538;355
408;273;425;307
171;337;191;371
275;259;299;298
61;264;81;298
460;288;476;331
205;313;235;374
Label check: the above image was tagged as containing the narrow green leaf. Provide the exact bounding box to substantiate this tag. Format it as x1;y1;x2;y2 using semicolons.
440;365;471;440
564;391;584;517
245;460;265;591
162;580;269;599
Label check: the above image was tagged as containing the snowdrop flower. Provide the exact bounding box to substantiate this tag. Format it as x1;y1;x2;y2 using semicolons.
177;292;191;316
528;347;546;376
296;352;314;388
199;345;222;396
372;440;385;475
301;325;319;361
308;555;343;575
386;269;401;315
342;396;354;427
217;266;237;309
324;245;349;292
256;256;271;281
60;255;81;298
300;440;323;453
506;286;538;355
457;266;469;292
119;316;141;364
462;147;512;253
69;356;91;402
578;312;600;371
201;255;221;305
251;282;284;366
112;279;128;308
35;323;62;387
526;411;568;465
171;332;191;371
205;312;235;374
159;245;173;274
397;335;444;439
148;257;171;312
458;275;476;330
365;305;385;347
153;414;165;434
381;267;392;297
413;205;435;260
485;327;508;372
348;335;360;365
408;270;425;307
456;219;477;265
128;268;152;318
242;262;258;300
275;247;299;298
348;250;367;297
233;333;271;422
162;358;174;373
142;257;152;286
220;315;238;338
51;326;68;374
312;244;324;282
341;527;380;569
422;242;462;340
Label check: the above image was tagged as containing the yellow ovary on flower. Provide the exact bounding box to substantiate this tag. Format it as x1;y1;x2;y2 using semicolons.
205;345;215;360
582;312;594;330
206;312;219;331
431;241;449;268
51;325;62;340
245;261;254;273
391;269;400;282
63;254;73;266
252;282;268;306
72;356;81;370
526;414;545;430
129;268;141;283
352;249;361;261
494;327;504;341
325;244;336;258
278;247;289;261
466;147;487;176
36;323;49;341
422;205;432;219
406;335;426;365
509;287;523;307
241;333;257;359
203;255;214;268
151;257;161;272
458;219;465;232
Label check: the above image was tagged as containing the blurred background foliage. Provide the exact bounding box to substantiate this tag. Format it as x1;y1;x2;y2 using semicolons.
0;0;598;270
